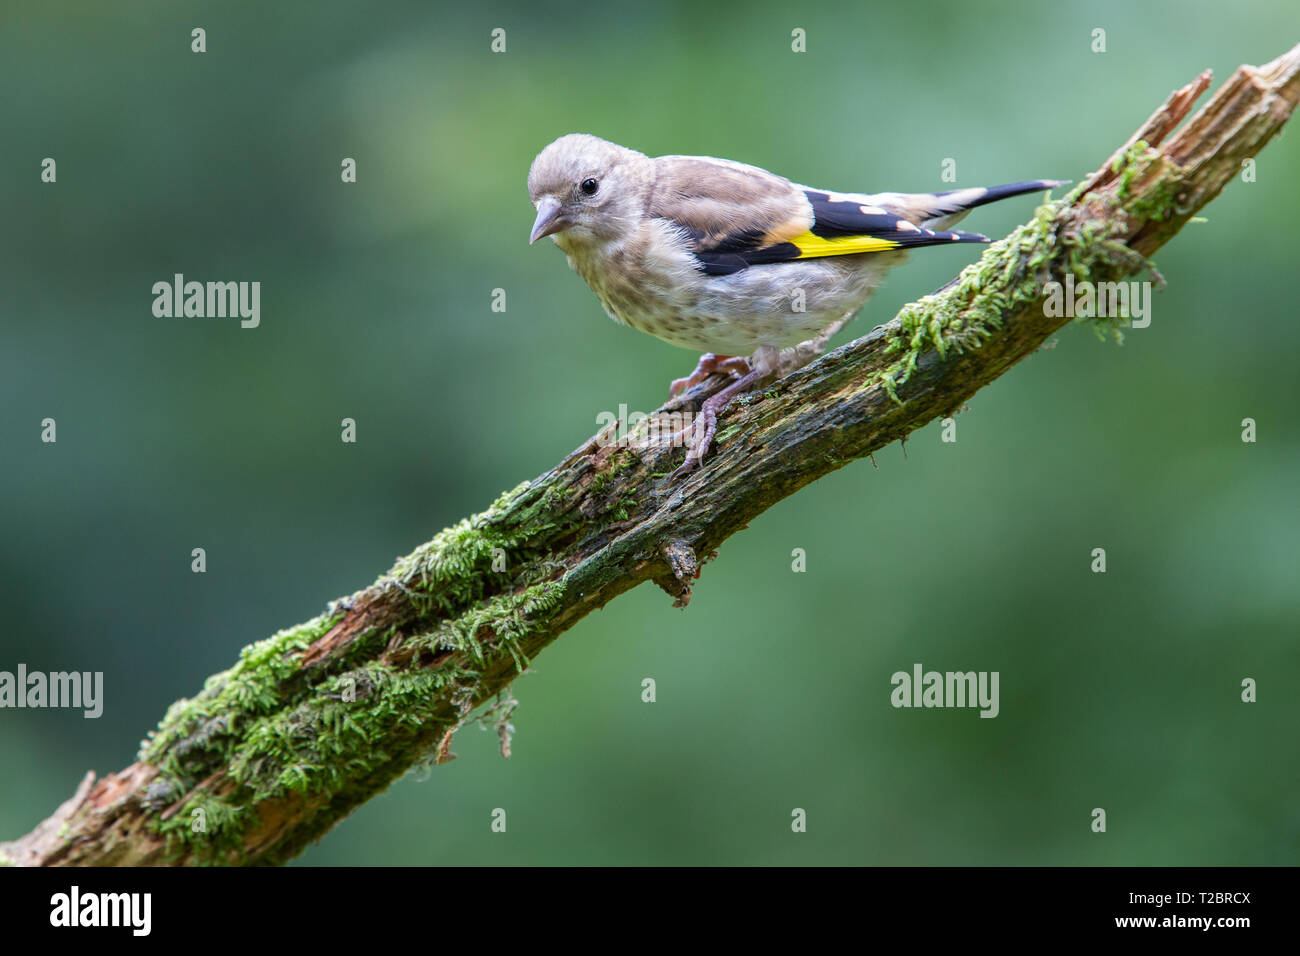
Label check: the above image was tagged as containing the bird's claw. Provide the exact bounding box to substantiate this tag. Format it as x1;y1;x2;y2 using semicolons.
669;353;722;398
669;458;698;480
665;349;770;480
669;404;719;480
668;353;751;399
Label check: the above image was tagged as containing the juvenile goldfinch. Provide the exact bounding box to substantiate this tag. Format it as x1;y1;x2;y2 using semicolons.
527;133;1063;476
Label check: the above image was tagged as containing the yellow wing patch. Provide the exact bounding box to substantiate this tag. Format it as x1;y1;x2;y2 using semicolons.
786;230;901;258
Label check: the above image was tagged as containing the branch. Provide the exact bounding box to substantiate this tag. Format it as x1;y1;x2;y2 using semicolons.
6;43;1298;866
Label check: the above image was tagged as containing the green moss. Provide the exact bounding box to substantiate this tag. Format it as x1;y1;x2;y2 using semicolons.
145;574;568;862
1120;148;1180;222
155;792;253;864
413;580;564;670
380;478;585;617
1115;139;1154;198
869;206;1060;402
138;454;592;862
141;612;340;770
867;168;1167;402
585;450;642;525
384;482;532;594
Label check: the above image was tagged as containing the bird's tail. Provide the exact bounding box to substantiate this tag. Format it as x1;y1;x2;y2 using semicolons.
870;179;1069;231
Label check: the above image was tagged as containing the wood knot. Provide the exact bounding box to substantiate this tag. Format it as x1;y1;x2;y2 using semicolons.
654;539;700;608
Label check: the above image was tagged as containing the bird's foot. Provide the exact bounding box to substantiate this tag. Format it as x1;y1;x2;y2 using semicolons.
668;353;750;398
669;364;770;479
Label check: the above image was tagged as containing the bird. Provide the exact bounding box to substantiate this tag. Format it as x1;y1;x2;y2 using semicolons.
527;133;1063;477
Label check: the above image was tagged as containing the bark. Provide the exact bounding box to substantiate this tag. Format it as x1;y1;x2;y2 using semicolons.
4;44;1298;866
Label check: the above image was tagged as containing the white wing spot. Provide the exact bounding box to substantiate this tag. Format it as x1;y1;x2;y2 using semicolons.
812;188;877;205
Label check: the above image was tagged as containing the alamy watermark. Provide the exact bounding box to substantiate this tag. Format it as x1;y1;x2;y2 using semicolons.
0;664;102;718
1042;273;1151;328
891;663;999;718
595;403;699;448
50;886;150;935
152;274;260;328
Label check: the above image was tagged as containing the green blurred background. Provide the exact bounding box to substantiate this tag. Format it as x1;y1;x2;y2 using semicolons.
2;0;1297;865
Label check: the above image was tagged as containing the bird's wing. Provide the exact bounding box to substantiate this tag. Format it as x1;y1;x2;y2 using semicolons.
647;156;990;277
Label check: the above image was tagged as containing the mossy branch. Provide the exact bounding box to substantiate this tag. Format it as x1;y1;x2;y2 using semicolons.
5;44;1298;866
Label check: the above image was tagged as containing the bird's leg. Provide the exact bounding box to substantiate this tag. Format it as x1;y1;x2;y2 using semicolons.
659;353;752;451
671;346;778;479
668;353;750;398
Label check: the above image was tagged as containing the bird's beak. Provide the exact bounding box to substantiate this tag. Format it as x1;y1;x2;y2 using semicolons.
529;196;567;244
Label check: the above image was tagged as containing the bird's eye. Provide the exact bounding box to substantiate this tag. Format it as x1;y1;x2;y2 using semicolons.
580;178;599;196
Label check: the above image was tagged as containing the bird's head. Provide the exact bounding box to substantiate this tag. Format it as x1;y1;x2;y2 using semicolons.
527;134;650;247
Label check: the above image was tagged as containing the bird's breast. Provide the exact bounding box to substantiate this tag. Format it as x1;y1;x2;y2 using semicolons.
556;226;896;354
